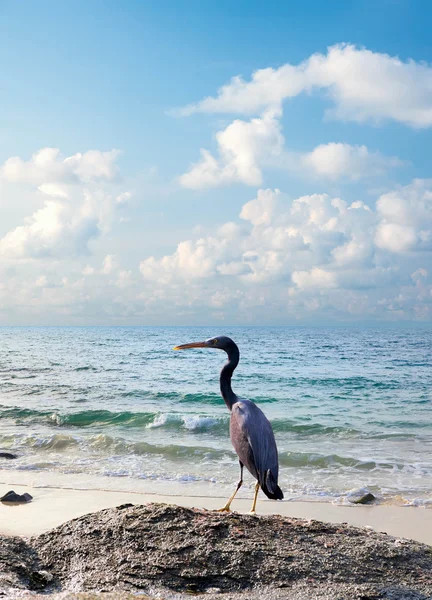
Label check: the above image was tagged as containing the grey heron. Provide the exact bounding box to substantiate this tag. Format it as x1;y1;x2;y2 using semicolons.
174;336;283;514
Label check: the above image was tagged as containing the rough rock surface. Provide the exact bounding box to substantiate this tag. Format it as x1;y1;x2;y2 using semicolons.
0;534;51;593
1;503;431;599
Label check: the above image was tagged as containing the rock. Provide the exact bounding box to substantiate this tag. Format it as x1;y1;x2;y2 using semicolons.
0;452;17;459
346;487;376;504
0;535;41;592
0;503;431;598
354;492;376;504
33;503;431;597
0;490;33;504
28;569;54;589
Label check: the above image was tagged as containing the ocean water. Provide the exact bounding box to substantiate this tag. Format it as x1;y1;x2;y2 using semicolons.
0;326;431;505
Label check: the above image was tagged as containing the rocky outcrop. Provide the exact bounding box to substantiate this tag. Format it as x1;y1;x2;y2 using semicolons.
1;503;431;599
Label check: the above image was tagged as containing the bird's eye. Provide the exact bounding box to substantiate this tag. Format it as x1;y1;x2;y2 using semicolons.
213;339;218;344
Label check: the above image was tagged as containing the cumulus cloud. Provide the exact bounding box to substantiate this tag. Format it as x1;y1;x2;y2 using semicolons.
0;148;120;185
138;181;432;321
0;139;430;324
300;143;404;181
180;115;402;190
0;189;120;259
0;148;128;260
239;188;280;225
2;180;431;324
179;110;284;189
375;179;432;253
178;44;432;128
144;189;376;284
291;268;337;290
101;254;118;274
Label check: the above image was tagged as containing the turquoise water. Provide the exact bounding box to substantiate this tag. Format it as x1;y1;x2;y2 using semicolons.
0;326;431;504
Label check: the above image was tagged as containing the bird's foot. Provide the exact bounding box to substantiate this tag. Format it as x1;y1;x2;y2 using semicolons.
216;505;231;512
249;510;257;515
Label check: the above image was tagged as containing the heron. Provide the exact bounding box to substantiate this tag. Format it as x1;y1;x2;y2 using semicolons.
173;336;283;514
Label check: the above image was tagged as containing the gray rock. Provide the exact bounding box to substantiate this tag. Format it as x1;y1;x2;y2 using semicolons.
354;492;376;504
0;452;17;459
0;490;33;504
346;487;377;504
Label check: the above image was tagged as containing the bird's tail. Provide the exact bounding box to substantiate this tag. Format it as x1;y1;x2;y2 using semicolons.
261;469;284;500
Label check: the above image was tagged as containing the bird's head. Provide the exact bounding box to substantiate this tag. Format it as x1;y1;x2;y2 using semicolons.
173;335;235;352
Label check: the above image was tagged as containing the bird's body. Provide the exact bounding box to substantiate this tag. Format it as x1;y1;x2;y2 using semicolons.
230;399;282;500
174;335;283;512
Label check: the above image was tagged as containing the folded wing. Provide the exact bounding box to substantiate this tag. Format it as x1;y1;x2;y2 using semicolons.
230;400;283;500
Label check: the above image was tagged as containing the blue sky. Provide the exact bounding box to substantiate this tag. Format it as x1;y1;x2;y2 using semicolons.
0;0;431;324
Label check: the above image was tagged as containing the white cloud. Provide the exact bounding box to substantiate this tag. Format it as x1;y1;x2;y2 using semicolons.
179;44;432;128
1;177;431;324
0;190;118;259
141;188;356;286
0;148;120;185
375;223;418;254
37;183;69;198
140;228;244;283
180;115;402;190
179;110;283;189
1;150;431;324
138;182;432;322
291;268;337;290
116;191;132;204
240;188;280;225
375;180;432;253
0;148;128;260
178;62;406;190
300;143;404;181
101;254;118;274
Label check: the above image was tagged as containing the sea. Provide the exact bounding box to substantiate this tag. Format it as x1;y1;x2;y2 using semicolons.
0;326;431;506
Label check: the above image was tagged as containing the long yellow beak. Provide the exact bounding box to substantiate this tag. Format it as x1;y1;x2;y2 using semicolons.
173;341;208;350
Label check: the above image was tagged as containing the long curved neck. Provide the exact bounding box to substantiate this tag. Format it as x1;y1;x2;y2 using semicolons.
220;344;240;411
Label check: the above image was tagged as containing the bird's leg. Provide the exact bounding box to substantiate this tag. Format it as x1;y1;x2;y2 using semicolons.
217;463;243;512
249;481;260;515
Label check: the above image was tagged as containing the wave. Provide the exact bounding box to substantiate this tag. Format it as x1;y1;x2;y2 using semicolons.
272;419;359;436
0;407;156;428
278;451;400;471
0;405;229;432
146;413;227;432
1;432;230;462
0;405;359;437
237;374;402;390
1;401;429;441
2;431;427;478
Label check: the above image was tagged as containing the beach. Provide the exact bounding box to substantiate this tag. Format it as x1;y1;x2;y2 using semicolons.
1;480;432;545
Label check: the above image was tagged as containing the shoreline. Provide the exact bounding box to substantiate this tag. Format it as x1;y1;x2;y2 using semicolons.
1;481;431;545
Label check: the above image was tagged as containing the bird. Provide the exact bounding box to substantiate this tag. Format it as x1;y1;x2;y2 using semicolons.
173;335;283;514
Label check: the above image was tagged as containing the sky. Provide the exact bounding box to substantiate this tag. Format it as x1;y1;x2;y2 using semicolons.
0;0;432;325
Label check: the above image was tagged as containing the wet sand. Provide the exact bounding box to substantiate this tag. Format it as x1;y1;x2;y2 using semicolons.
1;482;431;545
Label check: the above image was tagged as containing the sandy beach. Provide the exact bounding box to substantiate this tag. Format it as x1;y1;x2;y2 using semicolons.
1;480;431;545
